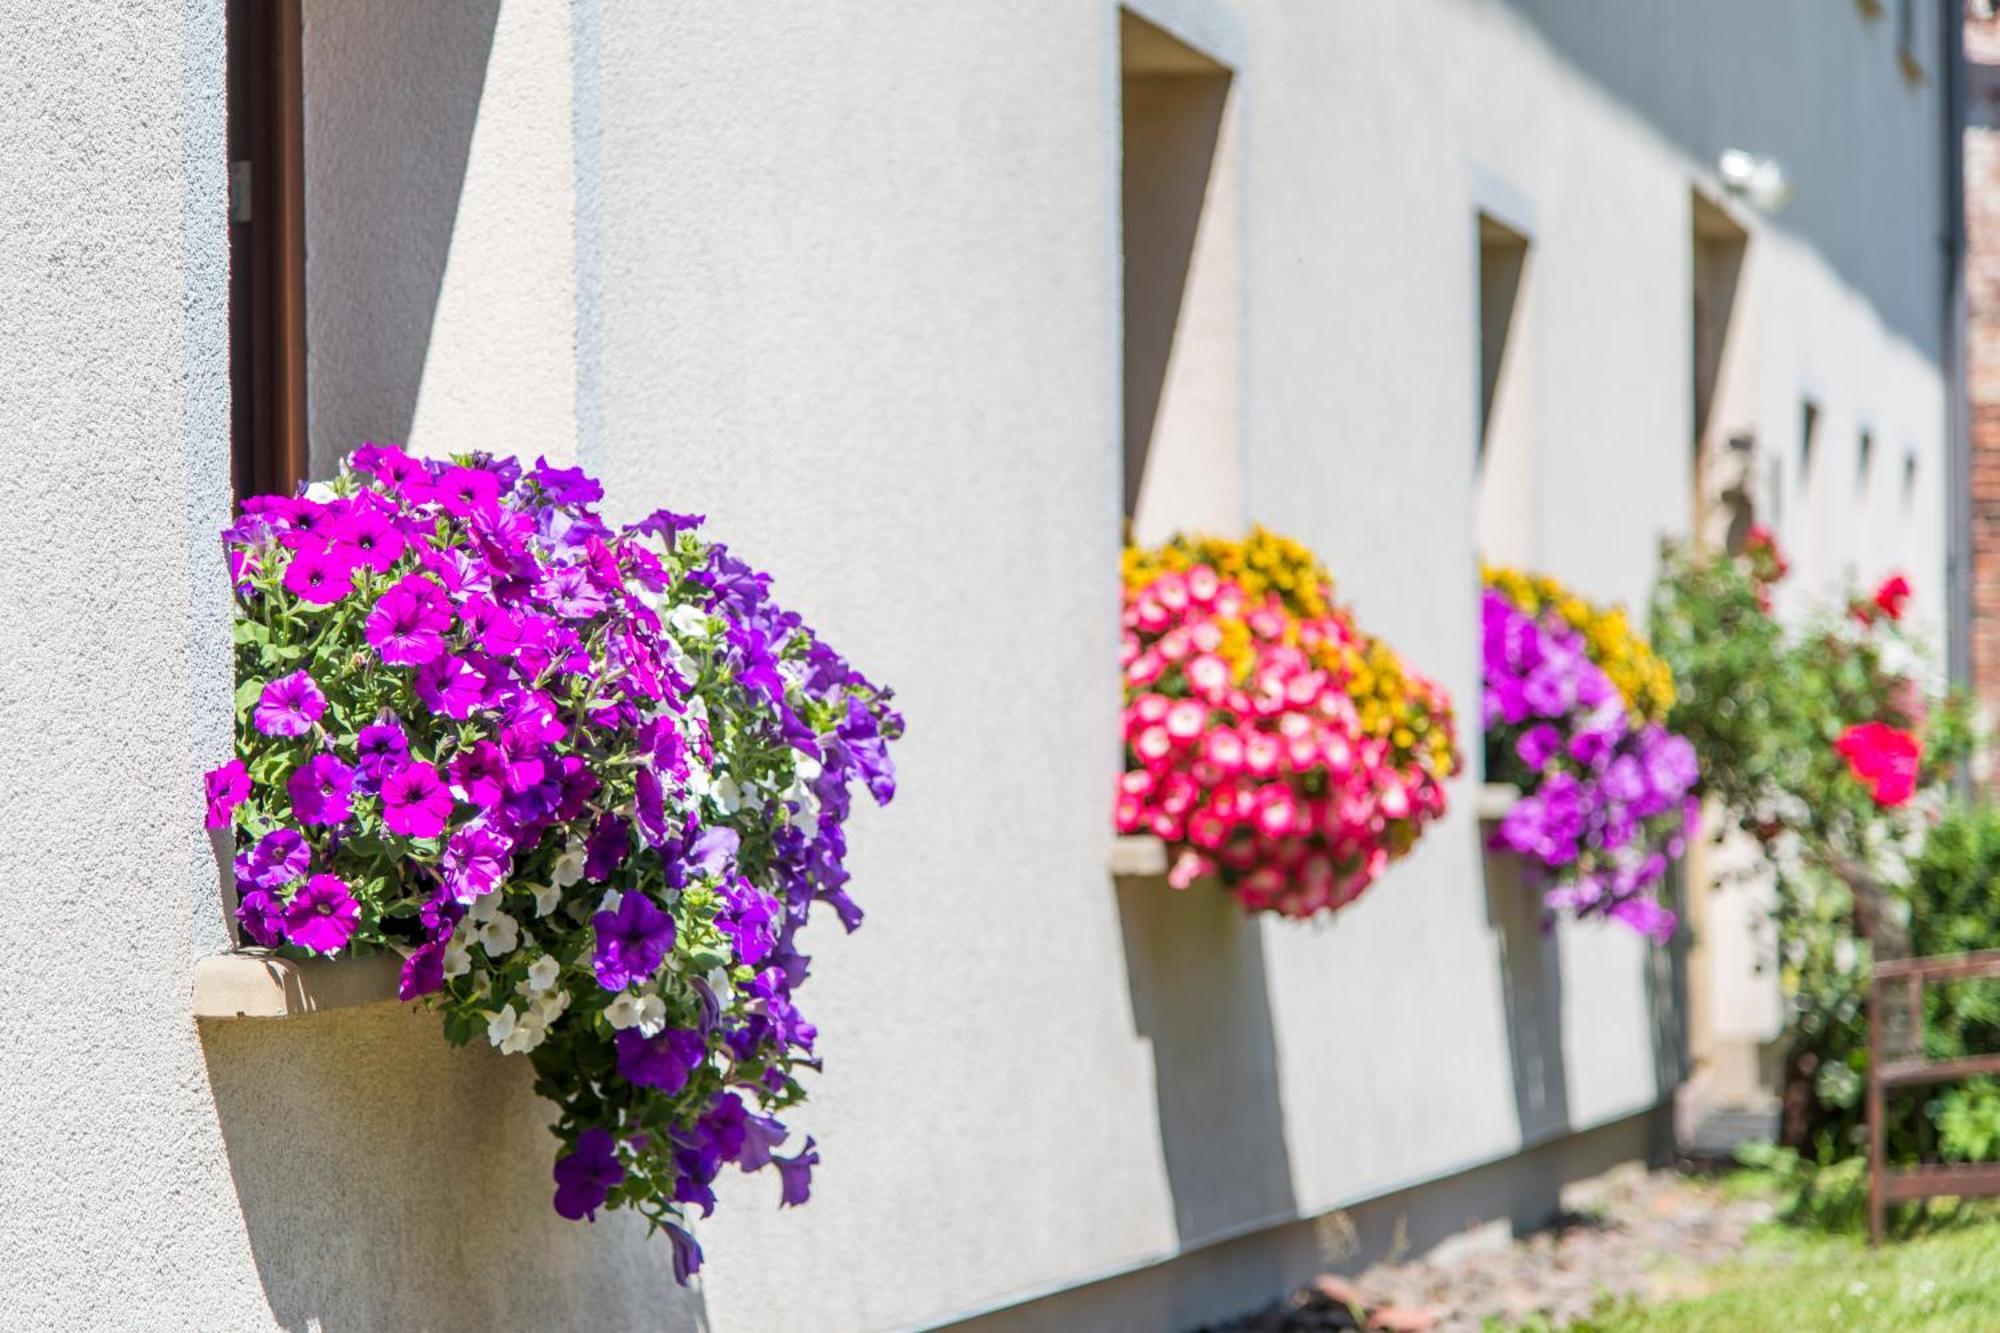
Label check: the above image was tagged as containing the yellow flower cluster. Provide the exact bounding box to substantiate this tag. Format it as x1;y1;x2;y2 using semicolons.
1126;527;1460;782
1481;563;1675;723
1123;525;1330;620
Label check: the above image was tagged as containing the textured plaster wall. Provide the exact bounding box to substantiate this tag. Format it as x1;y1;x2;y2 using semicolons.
0;1;1949;1330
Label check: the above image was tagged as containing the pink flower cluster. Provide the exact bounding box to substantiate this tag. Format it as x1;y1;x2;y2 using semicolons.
1117;563;1457;918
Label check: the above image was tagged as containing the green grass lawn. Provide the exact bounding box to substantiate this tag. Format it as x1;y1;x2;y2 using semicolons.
1523;1221;2000;1331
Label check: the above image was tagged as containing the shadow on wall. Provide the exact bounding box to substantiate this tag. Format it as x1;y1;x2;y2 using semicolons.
300;0;498;475
1648;862;1692;1099
1483;846;1572;1145
199;1003;704;1333
1501;0;1939;355
1116;874;1297;1253
948;1108;1669;1332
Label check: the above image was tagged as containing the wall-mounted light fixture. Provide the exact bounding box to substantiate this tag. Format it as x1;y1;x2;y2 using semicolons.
1718;148;1794;214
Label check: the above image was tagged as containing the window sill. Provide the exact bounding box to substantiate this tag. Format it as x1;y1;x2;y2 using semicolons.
193;949;402;1019
1475;782;1521;823
1111;835;1169;878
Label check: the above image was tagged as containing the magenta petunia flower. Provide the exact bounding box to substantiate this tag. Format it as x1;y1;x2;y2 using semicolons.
414;654;487;720
447;740;507;806
412;465;503;520
332;503;407;574
281;541;357;605
253;671;326;737
351;441;423;490
287;753;356;826
283;873;359;953
441;819;512;903
365;575;453;666
204;759;250;828
380;762;453;839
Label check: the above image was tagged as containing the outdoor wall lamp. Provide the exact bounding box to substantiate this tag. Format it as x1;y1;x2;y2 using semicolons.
1717;148;1794;213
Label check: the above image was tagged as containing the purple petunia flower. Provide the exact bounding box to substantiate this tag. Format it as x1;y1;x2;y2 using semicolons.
592;892;675;991
584;813;630;882
253;670;326;737
287;753;356;826
613;1027;706;1094
663;1222;703;1283
204;759;250;829
1514;724;1563;773
380;762;453;839
283;873;359;953
399;938;447;1001
553;1128;625;1222
529;456;604;506
354;721;410;788
236;827;310;889
773;1137;818;1208
414;654;487;720
365;574;452;666
236;888;287;947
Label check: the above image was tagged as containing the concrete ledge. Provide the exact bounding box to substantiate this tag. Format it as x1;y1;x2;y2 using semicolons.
1475;782;1521;823
193;950;403;1019
1111;834;1170;878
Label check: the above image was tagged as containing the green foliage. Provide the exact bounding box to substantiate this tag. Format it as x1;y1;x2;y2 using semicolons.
1650;537;1975;1158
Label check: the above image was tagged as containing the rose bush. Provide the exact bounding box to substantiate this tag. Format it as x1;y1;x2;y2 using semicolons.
206;446;902;1279
1651;533;1970;1152
1118;527;1459;917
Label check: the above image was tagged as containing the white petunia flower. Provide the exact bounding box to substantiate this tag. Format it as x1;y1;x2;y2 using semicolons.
597;888;623;914
705;966;734;1007
443;938;472;979
476;911;520;958
486;1004;519;1048
532;882;562;918
606;991;647;1030
552;845;586;888
712;774;743;815
532;989;570;1026
500;1010;547;1055
635;993;667;1036
526;954;560;993
669;604;711;639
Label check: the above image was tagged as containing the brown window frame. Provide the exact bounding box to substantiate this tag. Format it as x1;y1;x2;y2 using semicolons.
226;0;308;500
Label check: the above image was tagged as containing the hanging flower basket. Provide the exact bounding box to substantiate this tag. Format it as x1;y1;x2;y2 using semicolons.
1479;565;1695;939
205;445;902;1281
1117;527;1460;918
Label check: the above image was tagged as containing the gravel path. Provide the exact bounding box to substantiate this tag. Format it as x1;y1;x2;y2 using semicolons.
1206;1167;1776;1332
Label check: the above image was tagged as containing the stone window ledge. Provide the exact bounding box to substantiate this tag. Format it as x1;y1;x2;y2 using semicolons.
193;949;401;1019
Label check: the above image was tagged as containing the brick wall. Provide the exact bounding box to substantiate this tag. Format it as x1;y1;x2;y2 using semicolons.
1968;4;2000;734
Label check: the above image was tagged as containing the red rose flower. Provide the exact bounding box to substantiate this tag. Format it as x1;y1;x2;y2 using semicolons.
1834;721;1922;807
1872;573;1912;623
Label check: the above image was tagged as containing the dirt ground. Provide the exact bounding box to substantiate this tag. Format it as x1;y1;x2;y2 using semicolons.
1205;1166;1775;1332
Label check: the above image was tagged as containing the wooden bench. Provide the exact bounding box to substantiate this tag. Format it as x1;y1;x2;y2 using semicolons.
1867;948;2000;1243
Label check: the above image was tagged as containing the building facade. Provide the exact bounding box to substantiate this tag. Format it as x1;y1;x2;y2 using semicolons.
0;2;1957;1330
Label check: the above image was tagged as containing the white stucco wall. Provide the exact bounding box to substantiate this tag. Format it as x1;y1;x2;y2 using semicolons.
0;1;1949;1330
